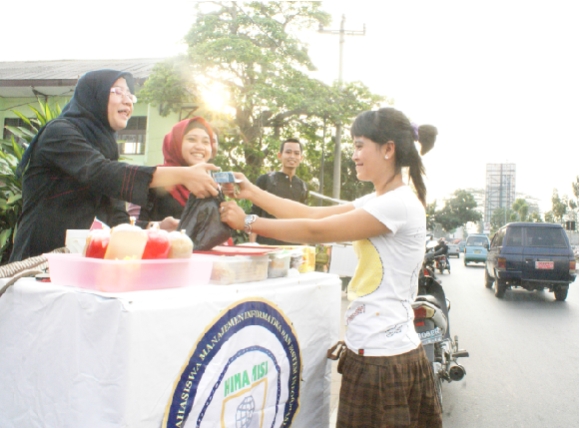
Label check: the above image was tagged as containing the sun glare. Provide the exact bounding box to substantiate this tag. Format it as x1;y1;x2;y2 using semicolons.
200;83;235;115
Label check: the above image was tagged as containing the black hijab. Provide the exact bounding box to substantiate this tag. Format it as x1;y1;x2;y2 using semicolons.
17;69;135;176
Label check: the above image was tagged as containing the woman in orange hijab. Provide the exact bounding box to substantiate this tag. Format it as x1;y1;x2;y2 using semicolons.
131;117;218;230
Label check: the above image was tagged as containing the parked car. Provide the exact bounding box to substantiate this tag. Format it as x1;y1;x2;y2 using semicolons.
485;222;577;300
447;243;460;258
464;234;490;266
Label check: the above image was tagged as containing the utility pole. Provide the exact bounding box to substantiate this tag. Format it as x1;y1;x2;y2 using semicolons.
318;116;327;206
319;15;365;199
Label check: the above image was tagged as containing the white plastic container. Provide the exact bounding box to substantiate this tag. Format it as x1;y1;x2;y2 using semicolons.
65;230;91;254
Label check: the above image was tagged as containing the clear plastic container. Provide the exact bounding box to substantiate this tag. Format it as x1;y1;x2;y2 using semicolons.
276;246;316;273
205;255;269;285
267;251;291;278
45;253;212;292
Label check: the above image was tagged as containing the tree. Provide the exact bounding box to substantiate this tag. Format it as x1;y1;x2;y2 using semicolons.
488;198;538;234
139;1;384;201
138;61;192;117
490;207;514;234
511;198;529;222
529;212;543;223
569;176;579;227
433;189;482;233
426;201;437;232
551;189;568;223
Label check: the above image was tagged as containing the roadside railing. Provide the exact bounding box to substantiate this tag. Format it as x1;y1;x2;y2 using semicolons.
309;191;349;206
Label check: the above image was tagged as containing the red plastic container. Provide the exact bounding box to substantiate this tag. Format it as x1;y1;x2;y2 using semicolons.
45;253;212;292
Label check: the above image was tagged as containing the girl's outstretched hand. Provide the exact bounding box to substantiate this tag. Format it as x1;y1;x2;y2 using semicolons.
221;172;254;200
219;201;247;231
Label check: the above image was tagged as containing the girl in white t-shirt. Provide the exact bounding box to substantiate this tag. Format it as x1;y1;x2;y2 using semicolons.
220;107;441;427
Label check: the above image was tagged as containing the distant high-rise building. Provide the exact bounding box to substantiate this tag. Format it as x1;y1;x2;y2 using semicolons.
484;163;516;231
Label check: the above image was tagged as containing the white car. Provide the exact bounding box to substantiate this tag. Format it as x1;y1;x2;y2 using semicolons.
447;244;460;258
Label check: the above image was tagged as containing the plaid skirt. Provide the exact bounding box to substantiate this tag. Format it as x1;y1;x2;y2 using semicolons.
336;345;442;428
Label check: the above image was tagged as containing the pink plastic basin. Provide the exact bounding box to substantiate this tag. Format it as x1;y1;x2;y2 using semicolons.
45;253;213;292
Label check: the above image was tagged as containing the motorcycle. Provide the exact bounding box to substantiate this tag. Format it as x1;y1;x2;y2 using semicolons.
425;239;450;275
420;251;437;285
434;254;450;274
413;255;469;406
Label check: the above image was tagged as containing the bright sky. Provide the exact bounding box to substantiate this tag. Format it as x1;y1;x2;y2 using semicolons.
3;1;578;213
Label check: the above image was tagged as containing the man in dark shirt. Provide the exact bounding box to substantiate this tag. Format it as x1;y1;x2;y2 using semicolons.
433;238;450;271
249;138;308;245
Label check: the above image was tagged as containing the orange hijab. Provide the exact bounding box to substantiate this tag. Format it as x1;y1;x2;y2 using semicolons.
161;117;216;206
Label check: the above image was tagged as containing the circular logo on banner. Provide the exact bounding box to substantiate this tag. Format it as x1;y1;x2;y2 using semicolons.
163;298;302;428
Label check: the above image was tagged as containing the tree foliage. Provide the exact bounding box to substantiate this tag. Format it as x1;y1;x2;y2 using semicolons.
569;176;579;218
489;198;546;234
511;198;529;222
138;60;193;117
541;179;578;227
140;1;384;202
490;207;515;234
425;201;437;232
550;189;569;223
433;189;482;233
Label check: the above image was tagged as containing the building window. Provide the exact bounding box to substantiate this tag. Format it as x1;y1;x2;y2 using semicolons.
117;116;147;155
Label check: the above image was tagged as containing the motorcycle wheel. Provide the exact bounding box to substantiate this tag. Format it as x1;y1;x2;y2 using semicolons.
432;366;443;408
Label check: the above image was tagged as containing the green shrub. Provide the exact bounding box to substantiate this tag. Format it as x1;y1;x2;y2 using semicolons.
0;100;62;264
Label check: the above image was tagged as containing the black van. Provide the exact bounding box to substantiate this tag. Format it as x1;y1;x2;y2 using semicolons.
485;222;577;300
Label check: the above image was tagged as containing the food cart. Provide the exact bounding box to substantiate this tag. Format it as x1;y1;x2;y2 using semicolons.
0;253;341;428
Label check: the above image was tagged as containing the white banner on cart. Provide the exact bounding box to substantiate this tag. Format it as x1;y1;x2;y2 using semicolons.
163;298;302;428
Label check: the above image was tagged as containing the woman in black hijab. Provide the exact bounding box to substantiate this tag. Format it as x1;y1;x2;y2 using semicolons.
10;69;219;261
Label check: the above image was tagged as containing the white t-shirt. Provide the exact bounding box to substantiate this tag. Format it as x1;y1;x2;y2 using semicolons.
344;185;426;356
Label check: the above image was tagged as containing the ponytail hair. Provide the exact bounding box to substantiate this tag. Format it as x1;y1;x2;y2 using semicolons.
350;107;438;206
417;124;437;155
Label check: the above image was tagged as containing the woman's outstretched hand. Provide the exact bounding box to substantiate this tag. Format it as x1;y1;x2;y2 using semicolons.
185;163;221;198
219;200;247;231
221;172;254;200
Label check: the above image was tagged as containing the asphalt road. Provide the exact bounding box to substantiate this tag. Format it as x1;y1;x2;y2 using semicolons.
438;255;579;428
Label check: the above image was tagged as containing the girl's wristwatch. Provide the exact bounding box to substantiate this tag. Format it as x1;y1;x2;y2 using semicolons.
244;214;258;234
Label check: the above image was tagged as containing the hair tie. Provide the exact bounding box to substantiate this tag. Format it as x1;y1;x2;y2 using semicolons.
411;122;419;141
